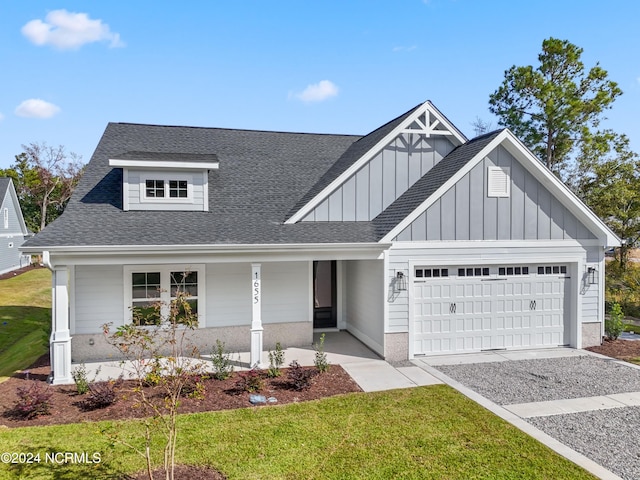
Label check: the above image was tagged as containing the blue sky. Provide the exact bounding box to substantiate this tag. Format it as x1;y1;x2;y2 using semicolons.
1;1;639;169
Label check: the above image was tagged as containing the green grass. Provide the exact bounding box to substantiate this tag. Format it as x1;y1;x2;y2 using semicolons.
0;386;597;479
0;268;51;379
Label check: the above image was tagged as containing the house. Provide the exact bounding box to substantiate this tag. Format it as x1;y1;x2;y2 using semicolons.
21;101;620;384
0;178;31;275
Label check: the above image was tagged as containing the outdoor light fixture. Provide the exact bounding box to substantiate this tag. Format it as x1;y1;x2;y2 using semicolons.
587;266;597;285
396;271;407;291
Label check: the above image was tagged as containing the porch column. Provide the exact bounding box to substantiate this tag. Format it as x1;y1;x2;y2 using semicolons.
50;267;72;384
250;263;263;367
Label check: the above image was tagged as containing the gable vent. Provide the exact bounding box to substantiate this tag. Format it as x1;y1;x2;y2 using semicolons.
487;167;510;198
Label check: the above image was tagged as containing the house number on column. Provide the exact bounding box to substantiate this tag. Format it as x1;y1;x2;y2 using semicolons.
253;271;260;304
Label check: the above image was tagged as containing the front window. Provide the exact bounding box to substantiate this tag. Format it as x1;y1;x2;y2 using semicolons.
132;272;162;325
127;266;204;327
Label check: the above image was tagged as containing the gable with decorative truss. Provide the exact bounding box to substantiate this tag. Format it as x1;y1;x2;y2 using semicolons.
286;101;467;224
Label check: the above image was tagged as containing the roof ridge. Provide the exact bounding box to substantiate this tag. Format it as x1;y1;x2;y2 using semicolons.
110;122;362;138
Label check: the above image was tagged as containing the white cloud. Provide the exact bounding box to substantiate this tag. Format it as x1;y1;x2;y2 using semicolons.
291;80;339;103
15;99;61;119
21;9;124;50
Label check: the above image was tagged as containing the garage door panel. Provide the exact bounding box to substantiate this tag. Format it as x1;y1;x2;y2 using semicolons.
413;264;568;355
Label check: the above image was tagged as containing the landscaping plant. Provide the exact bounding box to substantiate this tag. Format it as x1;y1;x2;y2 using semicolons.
287;360;316;391
235;368;265;393
313;333;330;373
267;342;285;378
79;378;123;411
102;281;206;480
606;302;625;340
210;339;234;380
71;363;102;395
13;380;53;419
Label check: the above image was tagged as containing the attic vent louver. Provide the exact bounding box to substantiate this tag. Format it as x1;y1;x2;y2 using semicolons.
487;167;510;198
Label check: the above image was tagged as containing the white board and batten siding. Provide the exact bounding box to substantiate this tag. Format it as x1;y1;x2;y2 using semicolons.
395;145;597;242
302;135;455;222
344;260;385;355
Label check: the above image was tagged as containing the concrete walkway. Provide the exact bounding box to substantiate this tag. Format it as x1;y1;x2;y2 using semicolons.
81;331;444;392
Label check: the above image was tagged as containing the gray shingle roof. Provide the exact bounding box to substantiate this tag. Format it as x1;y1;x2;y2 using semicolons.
23;110;498;250
23;123;383;247
0;178;10;201
372;130;503;236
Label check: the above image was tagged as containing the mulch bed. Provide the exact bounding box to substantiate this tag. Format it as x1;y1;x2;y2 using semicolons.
0;354;361;479
0;354;361;429
0;263;43;281
585;338;640;362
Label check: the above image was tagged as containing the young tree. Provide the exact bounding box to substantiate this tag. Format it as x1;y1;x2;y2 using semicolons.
103;277;205;480
488;38;622;178
0;143;83;231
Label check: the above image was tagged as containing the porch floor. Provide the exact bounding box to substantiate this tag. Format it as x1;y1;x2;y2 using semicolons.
75;331;443;392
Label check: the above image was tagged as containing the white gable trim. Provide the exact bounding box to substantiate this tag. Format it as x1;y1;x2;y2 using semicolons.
380;130;620;246
285;101;467;224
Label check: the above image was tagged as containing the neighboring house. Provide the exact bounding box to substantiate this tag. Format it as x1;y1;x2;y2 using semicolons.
21;101;619;384
0;178;30;275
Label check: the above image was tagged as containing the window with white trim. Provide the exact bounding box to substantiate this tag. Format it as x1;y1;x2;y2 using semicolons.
140;173;193;203
3;208;8;229
125;265;204;326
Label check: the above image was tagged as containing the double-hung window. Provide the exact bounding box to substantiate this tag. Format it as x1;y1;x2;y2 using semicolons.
125;265;204;327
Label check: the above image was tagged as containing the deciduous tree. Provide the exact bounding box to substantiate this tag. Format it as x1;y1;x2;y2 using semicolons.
1;142;83;231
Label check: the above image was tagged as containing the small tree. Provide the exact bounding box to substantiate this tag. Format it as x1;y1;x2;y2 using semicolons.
2;143;83;231
102;283;204;480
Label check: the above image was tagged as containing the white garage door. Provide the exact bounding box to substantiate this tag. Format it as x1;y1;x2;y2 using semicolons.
413;264;569;355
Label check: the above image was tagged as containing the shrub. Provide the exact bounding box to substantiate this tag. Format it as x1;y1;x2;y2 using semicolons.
211;339;234;380
267;342;285;378
180;373;207;399
71;363;102;395
235;369;265;393
287;361;316;391
79;378;122;411
313;333;330;373
14;381;53;419
606;303;625;340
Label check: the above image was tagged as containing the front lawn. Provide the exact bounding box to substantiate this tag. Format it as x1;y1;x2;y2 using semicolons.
0;268;51;379
0;385;596;479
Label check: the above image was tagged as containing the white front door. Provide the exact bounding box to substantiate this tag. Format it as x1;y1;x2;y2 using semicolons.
413;264;568;355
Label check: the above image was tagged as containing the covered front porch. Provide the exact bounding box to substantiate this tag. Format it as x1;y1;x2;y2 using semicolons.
41;243;391;385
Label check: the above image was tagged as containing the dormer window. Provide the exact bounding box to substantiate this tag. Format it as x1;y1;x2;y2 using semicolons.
143;179;189;199
109;151;219;212
146;180;165;198
140;173;193;203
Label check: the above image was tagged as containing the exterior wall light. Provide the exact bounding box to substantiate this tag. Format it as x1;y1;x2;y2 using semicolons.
396;271;407;291
587;266;597;285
